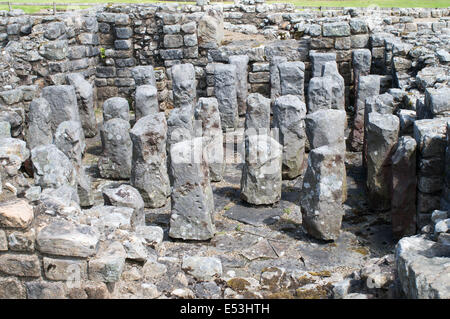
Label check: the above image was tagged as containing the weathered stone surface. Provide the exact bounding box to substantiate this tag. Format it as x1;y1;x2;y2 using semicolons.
0;230;7;251
0;253;40;277
352;49;371;83
43;257;87;281
83;205;133;234
425;87;450;118
443;121;450;210
195;97;224;182
300;145;346;241
182;256;223;282
25;281;66;299
54;120;92;207
273;95;307;179
321;61;345;110
307;76;333;113
8;229;35;252
89;241;126;283
167;105;194;146
198;8;223;48
131;66;156;86
278;61;305;100
134;85;158;121
0;121;10;138
0;199;33;229
310;51;336;78
66;73;97;137
396;236;450;299
41;85;80;132
241;134;282;205
31;144;76;189
229;55;249;115
27;98;53;149
305;109;346;152
135;225;164;247
414;118;448;159
0;137;30;174
103;97;130;122
37;184;80;216
391;136;417;238
36;220;100;257
130;113;170;208
0;111;22;138
171;63;196;110
245;93;271;135
323;22;350;37
366;113;399;211
270;56;287;103
398;109;416;135
214;64;238;130
169;137;215;240
350;75;380;151
0;277;26;299
102;184;145;228
98;118;132;179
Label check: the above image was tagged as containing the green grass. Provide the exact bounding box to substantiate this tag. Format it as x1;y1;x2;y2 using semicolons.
1;0;448;14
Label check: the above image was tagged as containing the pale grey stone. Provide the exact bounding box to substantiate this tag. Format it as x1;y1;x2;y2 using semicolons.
169;137;215;240
103;97;130;122
273;95;307;179
135;85;158;121
98;118;132;180
130;113;170;208
241;134;282;205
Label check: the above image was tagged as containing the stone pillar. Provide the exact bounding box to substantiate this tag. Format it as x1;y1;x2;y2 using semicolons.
245;93;271;135
169;137;215;240
270;56;287;103
103;97;130;122
300;145;346;241
391;136;417;238
305;109;347;202
31;144;76;189
414;119;448;227
66;73;98;137
363;93;395;168
366;112;399;211
130;113;171;208
171;63;196;109
27;98;53;150
135;85;158;121
350;75;380;151
305;109;346;152
310;51;337;78
229;55;249;116
278;61;305;101
214;64;238;130
273;95;307;179
167;105;194;147
241;134;282;205
307;76;333;113
41;85;80;133
194;97;224;182
352;49;371;86
131;66;156;87
98;118;132;180
54;121;93;207
322;61;345;110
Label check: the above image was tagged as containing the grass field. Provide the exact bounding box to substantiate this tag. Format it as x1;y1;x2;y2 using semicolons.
1;0;449;14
